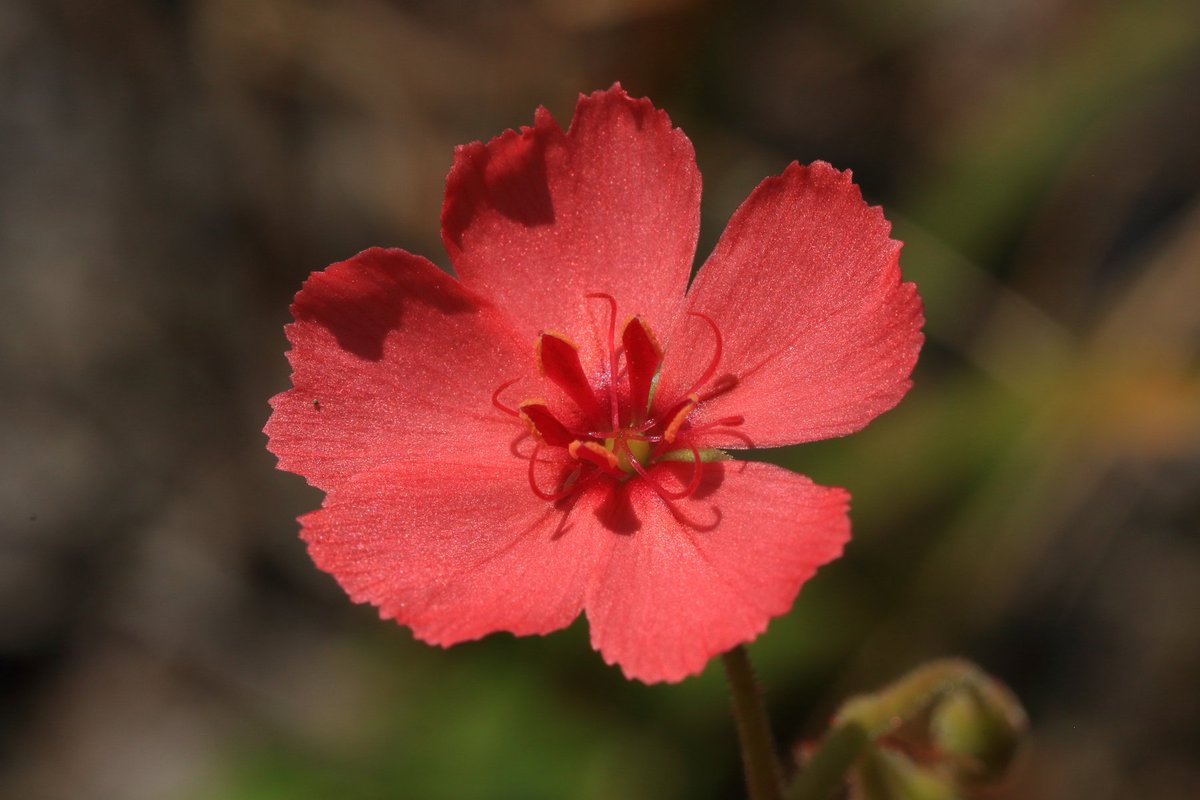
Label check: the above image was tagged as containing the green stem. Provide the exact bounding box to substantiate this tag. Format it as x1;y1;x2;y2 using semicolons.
721;646;785;800
785;722;870;800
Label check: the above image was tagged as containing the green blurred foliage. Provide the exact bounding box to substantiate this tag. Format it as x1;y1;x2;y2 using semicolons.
3;1;1199;799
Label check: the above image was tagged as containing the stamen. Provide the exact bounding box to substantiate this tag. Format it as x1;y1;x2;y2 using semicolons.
586;293;620;430
621;316;662;424
491;379;521;417
518;400;575;447
586;419;657;440
536;332;601;418
520;302;736;504
569;439;621;475
681;311;724;398
663;394;699;444
527;443;580;502
689;415;745;434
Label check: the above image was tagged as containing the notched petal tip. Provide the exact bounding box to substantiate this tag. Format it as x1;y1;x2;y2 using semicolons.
441;85;700;340
570;84;690;146
287;247;482;362
442;112;563;255
783;161;902;249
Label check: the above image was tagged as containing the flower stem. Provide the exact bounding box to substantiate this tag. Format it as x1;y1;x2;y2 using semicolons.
721;645;785;800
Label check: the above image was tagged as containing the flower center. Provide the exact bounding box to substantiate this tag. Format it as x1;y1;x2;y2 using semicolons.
607;435;651;474
493;294;743;504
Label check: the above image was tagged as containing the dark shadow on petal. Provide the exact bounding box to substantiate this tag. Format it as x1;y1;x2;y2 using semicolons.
652;461;726;532
549;501;577;541
695;460;734;500
443;128;556;252
594;481;641;535
292;249;477;361
667;502;722;533
656;460;728;500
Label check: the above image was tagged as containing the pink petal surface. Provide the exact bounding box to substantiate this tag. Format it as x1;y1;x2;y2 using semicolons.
265;248;535;491
659;162;924;448
442;86;701;358
301;456;610;644
302;455;848;683
267;92;924;684
585;461;850;683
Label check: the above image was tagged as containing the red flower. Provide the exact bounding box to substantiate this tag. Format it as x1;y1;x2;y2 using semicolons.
265;86;923;683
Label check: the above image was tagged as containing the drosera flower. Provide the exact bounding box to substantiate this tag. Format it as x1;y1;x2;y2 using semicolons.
265;85;923;684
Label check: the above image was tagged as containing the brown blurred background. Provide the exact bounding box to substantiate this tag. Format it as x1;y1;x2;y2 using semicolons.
2;1;1198;798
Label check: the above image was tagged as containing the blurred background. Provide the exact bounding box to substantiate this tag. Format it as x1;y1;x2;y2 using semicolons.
2;0;1198;798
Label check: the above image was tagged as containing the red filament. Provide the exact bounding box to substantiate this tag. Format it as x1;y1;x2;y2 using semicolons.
491;379;521;417
681;311;723;398
586;292;621;431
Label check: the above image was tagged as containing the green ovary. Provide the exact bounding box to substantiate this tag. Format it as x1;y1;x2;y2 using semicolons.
606;435;652;474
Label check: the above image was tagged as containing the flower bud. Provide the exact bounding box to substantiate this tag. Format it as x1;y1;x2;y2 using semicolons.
930;678;1027;784
851;746;961;800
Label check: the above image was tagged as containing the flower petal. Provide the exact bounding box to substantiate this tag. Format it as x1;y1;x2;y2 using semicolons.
442;85;701;353
660;162;923;448
264;248;536;491
300;457;611;644
584;461;850;683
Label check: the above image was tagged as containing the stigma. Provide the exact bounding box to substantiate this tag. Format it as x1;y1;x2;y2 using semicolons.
493;294;743;504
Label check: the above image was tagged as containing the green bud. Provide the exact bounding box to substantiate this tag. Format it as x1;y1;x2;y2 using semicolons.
852;746;962;800
930;678;1027;784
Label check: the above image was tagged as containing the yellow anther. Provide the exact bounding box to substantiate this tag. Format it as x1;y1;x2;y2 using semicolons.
663;394;699;443
569;439;619;471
